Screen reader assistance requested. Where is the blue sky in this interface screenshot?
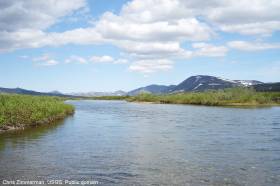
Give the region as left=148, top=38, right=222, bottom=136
left=0, top=0, right=280, bottom=93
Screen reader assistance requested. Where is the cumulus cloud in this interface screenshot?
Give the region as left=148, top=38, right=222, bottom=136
left=64, top=55, right=129, bottom=65
left=192, top=43, right=228, bottom=57
left=42, top=59, right=59, bottom=66
left=95, top=13, right=212, bottom=42
left=181, top=0, right=280, bottom=36
left=227, top=41, right=280, bottom=51
left=1, top=0, right=280, bottom=52
left=1, top=0, right=280, bottom=73
left=0, top=0, right=103, bottom=52
left=90, top=55, right=114, bottom=63
left=220, top=22, right=280, bottom=36
left=0, top=28, right=104, bottom=52
left=0, top=0, right=86, bottom=31
left=129, top=59, right=173, bottom=73
left=113, top=0, right=280, bottom=36
left=90, top=55, right=128, bottom=64
left=32, top=54, right=51, bottom=62
left=31, top=54, right=128, bottom=66
left=65, top=55, right=87, bottom=64
left=116, top=41, right=184, bottom=57
left=32, top=54, right=59, bottom=66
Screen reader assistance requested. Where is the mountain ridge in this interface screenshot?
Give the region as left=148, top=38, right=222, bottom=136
left=0, top=87, right=75, bottom=97
left=1, top=75, right=279, bottom=97
left=127, top=75, right=266, bottom=95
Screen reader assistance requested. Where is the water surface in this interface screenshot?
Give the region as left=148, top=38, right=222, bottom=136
left=0, top=100, right=280, bottom=185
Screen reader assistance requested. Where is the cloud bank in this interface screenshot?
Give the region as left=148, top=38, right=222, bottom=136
left=1, top=0, right=280, bottom=73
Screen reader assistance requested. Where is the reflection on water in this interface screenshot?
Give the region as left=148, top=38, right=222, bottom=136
left=0, top=117, right=72, bottom=151
left=0, top=100, right=280, bottom=186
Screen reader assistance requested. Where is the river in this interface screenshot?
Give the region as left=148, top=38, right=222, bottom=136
left=0, top=100, right=280, bottom=185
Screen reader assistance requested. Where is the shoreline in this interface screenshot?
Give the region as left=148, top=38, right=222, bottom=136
left=0, top=94, right=75, bottom=134
left=82, top=99, right=280, bottom=107
left=0, top=111, right=74, bottom=133
left=127, top=100, right=280, bottom=107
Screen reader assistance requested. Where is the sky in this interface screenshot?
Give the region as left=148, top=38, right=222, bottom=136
left=0, top=0, right=280, bottom=93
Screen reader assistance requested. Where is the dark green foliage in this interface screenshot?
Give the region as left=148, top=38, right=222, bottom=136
left=127, top=88, right=280, bottom=106
left=0, top=94, right=74, bottom=128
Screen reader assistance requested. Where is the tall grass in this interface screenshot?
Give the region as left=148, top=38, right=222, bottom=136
left=127, top=88, right=280, bottom=106
left=0, top=94, right=74, bottom=130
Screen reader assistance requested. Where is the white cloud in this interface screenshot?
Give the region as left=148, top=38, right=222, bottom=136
left=1, top=0, right=280, bottom=73
left=129, top=59, right=173, bottom=73
left=41, top=59, right=59, bottom=66
left=113, top=59, right=128, bottom=64
left=181, top=0, right=280, bottom=36
left=0, top=0, right=86, bottom=31
left=120, top=0, right=190, bottom=23
left=65, top=55, right=87, bottom=64
left=48, top=28, right=104, bottom=46
left=227, top=41, right=280, bottom=51
left=220, top=21, right=280, bottom=36
left=32, top=54, right=59, bottom=66
left=0, top=0, right=101, bottom=52
left=32, top=54, right=51, bottom=62
left=116, top=41, right=184, bottom=56
left=90, top=55, right=114, bottom=63
left=96, top=14, right=212, bottom=42
left=90, top=55, right=128, bottom=64
left=192, top=43, right=228, bottom=57
left=31, top=54, right=127, bottom=66
left=116, top=0, right=280, bottom=36
left=0, top=28, right=104, bottom=52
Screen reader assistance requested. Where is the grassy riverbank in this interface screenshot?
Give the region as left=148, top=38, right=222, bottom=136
left=127, top=88, right=280, bottom=106
left=0, top=94, right=74, bottom=131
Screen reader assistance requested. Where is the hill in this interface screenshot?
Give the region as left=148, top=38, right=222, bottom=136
left=128, top=75, right=266, bottom=95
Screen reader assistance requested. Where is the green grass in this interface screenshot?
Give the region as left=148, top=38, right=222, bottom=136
left=0, top=94, right=74, bottom=130
left=127, top=88, right=280, bottom=106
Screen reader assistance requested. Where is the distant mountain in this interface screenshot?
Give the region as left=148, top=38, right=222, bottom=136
left=171, top=75, right=238, bottom=92
left=233, top=80, right=263, bottom=86
left=71, top=90, right=127, bottom=97
left=0, top=87, right=73, bottom=97
left=253, top=83, right=280, bottom=92
left=128, top=84, right=176, bottom=96
left=128, top=75, right=267, bottom=95
left=1, top=76, right=278, bottom=98
left=48, top=90, right=63, bottom=95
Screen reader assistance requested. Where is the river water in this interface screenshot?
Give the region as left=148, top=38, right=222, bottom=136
left=0, top=100, right=280, bottom=185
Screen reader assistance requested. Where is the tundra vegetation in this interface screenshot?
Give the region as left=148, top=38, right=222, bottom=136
left=0, top=94, right=74, bottom=131
left=127, top=88, right=280, bottom=106
left=93, top=88, right=280, bottom=106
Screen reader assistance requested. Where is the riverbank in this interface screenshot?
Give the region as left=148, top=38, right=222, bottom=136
left=91, top=88, right=280, bottom=107
left=0, top=94, right=74, bottom=133
left=127, top=88, right=280, bottom=106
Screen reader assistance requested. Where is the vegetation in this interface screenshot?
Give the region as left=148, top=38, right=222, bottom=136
left=127, top=88, right=280, bottom=106
left=0, top=94, right=74, bottom=131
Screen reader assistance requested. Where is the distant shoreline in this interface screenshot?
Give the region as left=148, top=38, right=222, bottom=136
left=90, top=88, right=280, bottom=107
left=128, top=100, right=280, bottom=107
